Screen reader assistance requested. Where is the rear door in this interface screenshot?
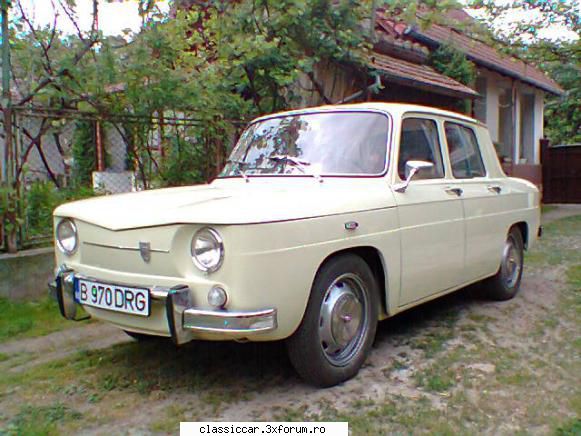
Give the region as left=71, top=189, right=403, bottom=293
left=393, top=117, right=465, bottom=307
left=442, top=121, right=506, bottom=281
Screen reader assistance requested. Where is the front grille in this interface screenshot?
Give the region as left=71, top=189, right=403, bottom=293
left=77, top=223, right=180, bottom=277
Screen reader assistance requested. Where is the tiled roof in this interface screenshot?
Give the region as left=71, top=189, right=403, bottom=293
left=370, top=53, right=480, bottom=99
left=376, top=9, right=564, bottom=96
left=412, top=24, right=563, bottom=95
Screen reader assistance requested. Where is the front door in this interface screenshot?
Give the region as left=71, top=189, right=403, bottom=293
left=393, top=117, right=465, bottom=306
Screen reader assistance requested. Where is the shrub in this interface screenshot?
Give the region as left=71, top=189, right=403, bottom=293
left=156, top=136, right=207, bottom=187
left=25, top=181, right=94, bottom=237
left=71, top=120, right=97, bottom=188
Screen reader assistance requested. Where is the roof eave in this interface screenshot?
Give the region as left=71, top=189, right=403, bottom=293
left=374, top=69, right=480, bottom=100
left=408, top=29, right=564, bottom=96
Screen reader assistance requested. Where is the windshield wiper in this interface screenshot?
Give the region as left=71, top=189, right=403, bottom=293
left=269, top=155, right=323, bottom=183
left=226, top=159, right=250, bottom=183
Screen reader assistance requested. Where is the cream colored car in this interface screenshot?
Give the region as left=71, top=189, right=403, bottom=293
left=50, top=103, right=540, bottom=387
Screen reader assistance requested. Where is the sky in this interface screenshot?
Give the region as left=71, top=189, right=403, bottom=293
left=14, top=0, right=169, bottom=37
left=466, top=4, right=579, bottom=42
left=13, top=0, right=580, bottom=42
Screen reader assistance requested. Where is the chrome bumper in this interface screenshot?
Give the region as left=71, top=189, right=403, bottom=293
left=49, top=266, right=277, bottom=345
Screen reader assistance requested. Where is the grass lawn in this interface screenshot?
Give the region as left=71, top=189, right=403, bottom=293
left=0, top=215, right=578, bottom=434
left=0, top=297, right=79, bottom=342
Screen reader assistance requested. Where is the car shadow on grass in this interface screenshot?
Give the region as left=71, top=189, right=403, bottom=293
left=84, top=284, right=490, bottom=400
left=86, top=335, right=297, bottom=401
left=374, top=283, right=491, bottom=350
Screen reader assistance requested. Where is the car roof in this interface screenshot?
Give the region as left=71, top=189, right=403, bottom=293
left=252, top=102, right=484, bottom=127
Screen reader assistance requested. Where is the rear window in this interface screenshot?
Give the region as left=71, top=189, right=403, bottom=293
left=444, top=123, right=486, bottom=178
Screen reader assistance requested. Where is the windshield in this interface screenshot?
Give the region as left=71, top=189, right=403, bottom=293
left=220, top=111, right=389, bottom=178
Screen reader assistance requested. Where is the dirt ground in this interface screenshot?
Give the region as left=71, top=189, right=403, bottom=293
left=0, top=212, right=579, bottom=435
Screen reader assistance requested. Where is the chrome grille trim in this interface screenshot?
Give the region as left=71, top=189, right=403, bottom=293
left=83, top=241, right=169, bottom=253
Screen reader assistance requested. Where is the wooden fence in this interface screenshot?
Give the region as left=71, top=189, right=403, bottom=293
left=541, top=140, right=581, bottom=204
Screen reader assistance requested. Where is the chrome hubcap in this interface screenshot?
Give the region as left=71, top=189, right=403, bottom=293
left=319, top=273, right=368, bottom=366
left=502, top=235, right=522, bottom=288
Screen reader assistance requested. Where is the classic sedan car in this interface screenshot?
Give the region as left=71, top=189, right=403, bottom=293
left=50, top=103, right=541, bottom=387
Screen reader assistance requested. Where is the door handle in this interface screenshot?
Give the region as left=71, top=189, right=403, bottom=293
left=487, top=185, right=502, bottom=194
left=445, top=187, right=463, bottom=197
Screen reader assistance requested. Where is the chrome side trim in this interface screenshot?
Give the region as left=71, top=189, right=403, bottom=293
left=183, top=308, right=277, bottom=333
left=83, top=241, right=169, bottom=253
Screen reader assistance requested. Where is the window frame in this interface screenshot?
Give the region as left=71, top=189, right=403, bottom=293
left=396, top=116, right=447, bottom=182
left=443, top=121, right=488, bottom=180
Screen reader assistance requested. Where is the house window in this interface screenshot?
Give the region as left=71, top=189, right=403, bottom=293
left=519, top=93, right=535, bottom=164
left=497, top=86, right=514, bottom=163
left=473, top=77, right=487, bottom=123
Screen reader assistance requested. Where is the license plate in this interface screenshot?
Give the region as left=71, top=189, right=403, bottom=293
left=75, top=278, right=150, bottom=317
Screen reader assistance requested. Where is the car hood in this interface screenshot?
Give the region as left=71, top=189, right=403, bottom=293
left=54, top=178, right=396, bottom=230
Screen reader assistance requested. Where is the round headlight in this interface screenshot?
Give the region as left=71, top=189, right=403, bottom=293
left=56, top=218, right=78, bottom=255
left=191, top=227, right=224, bottom=273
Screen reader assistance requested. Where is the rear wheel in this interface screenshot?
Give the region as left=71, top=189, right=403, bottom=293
left=484, top=227, right=524, bottom=301
left=286, top=254, right=379, bottom=387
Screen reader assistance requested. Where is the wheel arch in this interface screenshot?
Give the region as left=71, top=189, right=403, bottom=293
left=317, top=246, right=389, bottom=318
left=511, top=221, right=529, bottom=249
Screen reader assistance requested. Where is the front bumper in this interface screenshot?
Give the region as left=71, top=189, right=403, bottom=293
left=48, top=265, right=277, bottom=345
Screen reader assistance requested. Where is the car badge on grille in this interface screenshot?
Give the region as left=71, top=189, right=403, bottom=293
left=139, top=242, right=151, bottom=263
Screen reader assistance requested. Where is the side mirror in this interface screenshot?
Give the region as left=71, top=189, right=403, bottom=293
left=393, top=160, right=434, bottom=193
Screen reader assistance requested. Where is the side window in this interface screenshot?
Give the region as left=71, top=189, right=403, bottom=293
left=398, top=118, right=445, bottom=180
left=444, top=122, right=487, bottom=178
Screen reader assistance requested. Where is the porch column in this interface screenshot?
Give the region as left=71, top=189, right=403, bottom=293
left=512, top=82, right=521, bottom=163
left=485, top=76, right=499, bottom=143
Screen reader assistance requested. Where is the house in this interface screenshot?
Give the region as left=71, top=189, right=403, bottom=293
left=298, top=9, right=564, bottom=187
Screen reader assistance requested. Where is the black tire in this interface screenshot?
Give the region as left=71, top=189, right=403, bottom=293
left=286, top=254, right=379, bottom=387
left=484, top=226, right=524, bottom=301
left=123, top=330, right=162, bottom=342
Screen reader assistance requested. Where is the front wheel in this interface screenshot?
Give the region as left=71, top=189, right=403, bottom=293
left=286, top=254, right=379, bottom=387
left=483, top=227, right=524, bottom=301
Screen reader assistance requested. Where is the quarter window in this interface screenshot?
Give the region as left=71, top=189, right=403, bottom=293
left=444, top=123, right=486, bottom=178
left=398, top=118, right=444, bottom=180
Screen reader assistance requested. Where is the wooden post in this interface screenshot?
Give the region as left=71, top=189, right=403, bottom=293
left=540, top=138, right=550, bottom=199
left=96, top=120, right=105, bottom=171
left=1, top=0, right=17, bottom=253
left=158, top=112, right=165, bottom=159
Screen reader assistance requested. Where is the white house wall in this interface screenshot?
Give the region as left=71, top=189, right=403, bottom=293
left=477, top=67, right=545, bottom=165
left=480, top=69, right=500, bottom=143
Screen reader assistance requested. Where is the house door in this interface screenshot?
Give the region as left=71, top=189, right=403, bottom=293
left=393, top=117, right=465, bottom=307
